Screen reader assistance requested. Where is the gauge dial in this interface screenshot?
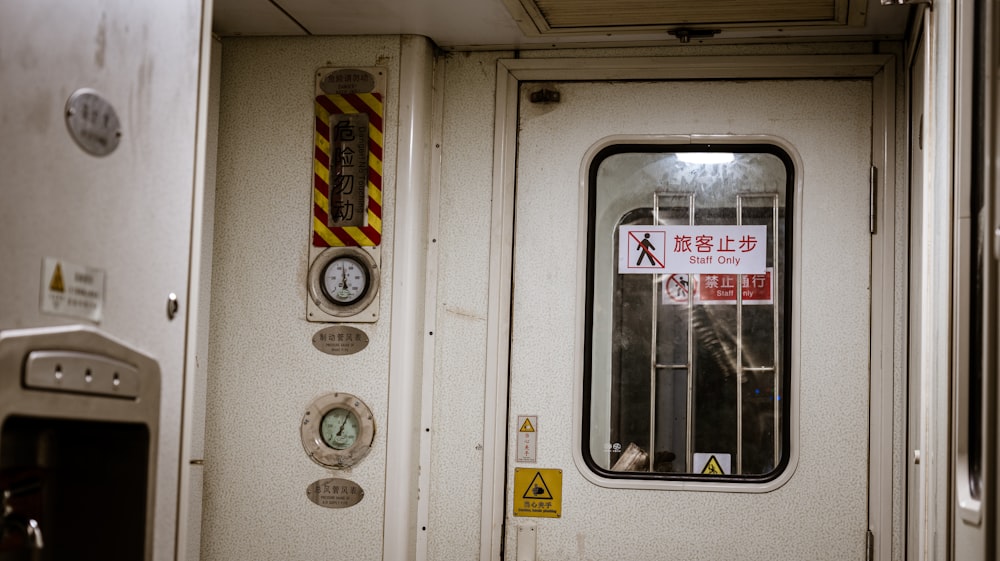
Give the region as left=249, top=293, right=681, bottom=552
left=321, top=256, right=369, bottom=305
left=301, top=392, right=376, bottom=469
left=308, top=247, right=380, bottom=321
left=320, top=407, right=360, bottom=450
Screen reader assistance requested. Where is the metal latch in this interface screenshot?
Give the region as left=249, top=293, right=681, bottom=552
left=529, top=89, right=560, bottom=104
left=668, top=28, right=720, bottom=43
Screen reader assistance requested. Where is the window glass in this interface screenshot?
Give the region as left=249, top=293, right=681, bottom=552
left=584, top=145, right=793, bottom=481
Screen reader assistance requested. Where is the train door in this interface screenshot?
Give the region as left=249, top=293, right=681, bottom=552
left=502, top=74, right=880, bottom=559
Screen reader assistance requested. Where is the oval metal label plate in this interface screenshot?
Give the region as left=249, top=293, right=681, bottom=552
left=65, top=89, right=121, bottom=156
left=307, top=478, right=364, bottom=509
left=320, top=68, right=376, bottom=95
left=312, top=325, right=369, bottom=356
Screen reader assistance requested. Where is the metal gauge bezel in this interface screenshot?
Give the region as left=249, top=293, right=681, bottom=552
left=301, top=392, right=375, bottom=469
left=308, top=247, right=380, bottom=318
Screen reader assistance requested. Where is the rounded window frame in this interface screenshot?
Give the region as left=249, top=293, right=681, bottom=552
left=572, top=135, right=802, bottom=493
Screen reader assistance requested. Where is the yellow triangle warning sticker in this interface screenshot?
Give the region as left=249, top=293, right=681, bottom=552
left=519, top=418, right=535, bottom=433
left=522, top=471, right=553, bottom=500
left=702, top=455, right=725, bottom=475
left=49, top=263, right=65, bottom=292
left=513, top=468, right=562, bottom=517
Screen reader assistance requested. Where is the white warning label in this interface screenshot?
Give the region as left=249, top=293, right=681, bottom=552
left=516, top=415, right=538, bottom=463
left=618, top=225, right=767, bottom=275
left=40, top=257, right=105, bottom=323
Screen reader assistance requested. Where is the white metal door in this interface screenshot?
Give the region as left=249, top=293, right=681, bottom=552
left=505, top=78, right=873, bottom=559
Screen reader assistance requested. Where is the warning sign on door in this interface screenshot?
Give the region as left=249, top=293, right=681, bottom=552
left=516, top=415, right=537, bottom=463
left=619, top=228, right=667, bottom=272
left=618, top=225, right=767, bottom=275
left=662, top=269, right=773, bottom=305
left=513, top=468, right=562, bottom=518
left=663, top=273, right=690, bottom=303
left=693, top=452, right=731, bottom=475
left=40, top=257, right=105, bottom=323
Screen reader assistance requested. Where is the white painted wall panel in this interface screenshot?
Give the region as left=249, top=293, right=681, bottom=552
left=204, top=36, right=399, bottom=561
left=425, top=50, right=513, bottom=561
left=0, top=2, right=205, bottom=559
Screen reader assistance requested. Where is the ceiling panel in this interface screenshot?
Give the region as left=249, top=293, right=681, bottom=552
left=213, top=0, right=308, bottom=35
left=526, top=0, right=846, bottom=29
left=212, top=0, right=909, bottom=49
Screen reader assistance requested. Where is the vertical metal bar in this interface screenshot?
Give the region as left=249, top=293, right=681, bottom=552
left=772, top=194, right=780, bottom=466
left=736, top=195, right=744, bottom=475
left=649, top=198, right=659, bottom=472
left=685, top=194, right=695, bottom=473
left=655, top=192, right=695, bottom=473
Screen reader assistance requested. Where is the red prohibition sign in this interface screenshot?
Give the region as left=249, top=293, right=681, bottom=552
left=665, top=274, right=689, bottom=303
left=628, top=230, right=665, bottom=268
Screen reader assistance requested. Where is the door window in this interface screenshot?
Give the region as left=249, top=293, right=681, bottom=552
left=584, top=143, right=793, bottom=482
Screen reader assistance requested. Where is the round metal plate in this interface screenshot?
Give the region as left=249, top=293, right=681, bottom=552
left=65, top=89, right=121, bottom=157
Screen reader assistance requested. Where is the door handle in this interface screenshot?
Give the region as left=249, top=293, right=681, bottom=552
left=2, top=513, right=44, bottom=550
left=2, top=479, right=45, bottom=550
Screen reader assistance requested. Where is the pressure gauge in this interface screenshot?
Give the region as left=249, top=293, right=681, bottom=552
left=301, top=392, right=375, bottom=469
left=320, top=255, right=369, bottom=305
left=320, top=407, right=360, bottom=450
left=308, top=247, right=380, bottom=320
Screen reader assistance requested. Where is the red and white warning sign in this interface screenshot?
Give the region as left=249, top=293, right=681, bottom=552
left=663, top=269, right=774, bottom=305
left=619, top=225, right=767, bottom=275
left=697, top=270, right=772, bottom=304
left=619, top=228, right=668, bottom=272
left=663, top=274, right=690, bottom=303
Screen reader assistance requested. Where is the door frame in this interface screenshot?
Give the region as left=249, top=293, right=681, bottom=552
left=481, top=54, right=899, bottom=561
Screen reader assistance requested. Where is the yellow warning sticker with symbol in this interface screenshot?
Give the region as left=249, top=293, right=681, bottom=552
left=40, top=257, right=105, bottom=323
left=49, top=263, right=65, bottom=292
left=519, top=417, right=535, bottom=432
left=702, top=456, right=724, bottom=475
left=513, top=468, right=561, bottom=518
left=693, top=452, right=731, bottom=475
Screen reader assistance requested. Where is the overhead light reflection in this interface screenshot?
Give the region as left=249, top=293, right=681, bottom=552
left=677, top=152, right=735, bottom=164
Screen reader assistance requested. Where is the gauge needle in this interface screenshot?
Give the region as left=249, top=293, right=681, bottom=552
left=340, top=265, right=348, bottom=289
left=336, top=415, right=348, bottom=436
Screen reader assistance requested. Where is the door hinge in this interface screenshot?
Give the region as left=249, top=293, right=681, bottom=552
left=869, top=165, right=878, bottom=235
left=866, top=529, right=875, bottom=561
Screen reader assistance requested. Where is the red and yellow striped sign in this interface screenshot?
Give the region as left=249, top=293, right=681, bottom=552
left=313, top=93, right=383, bottom=246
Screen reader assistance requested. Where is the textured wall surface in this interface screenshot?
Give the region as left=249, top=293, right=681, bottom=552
left=425, top=50, right=513, bottom=561
left=204, top=36, right=399, bottom=561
